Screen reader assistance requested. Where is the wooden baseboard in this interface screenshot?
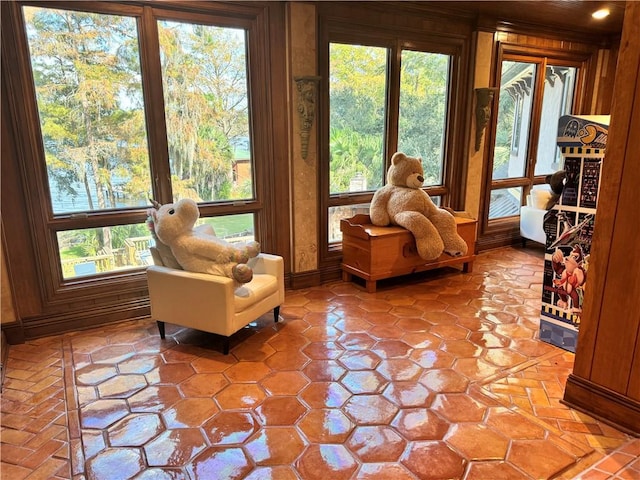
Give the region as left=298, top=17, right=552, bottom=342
left=1, top=330, right=8, bottom=391
left=290, top=270, right=322, bottom=289
left=14, top=301, right=150, bottom=341
left=563, top=373, right=640, bottom=435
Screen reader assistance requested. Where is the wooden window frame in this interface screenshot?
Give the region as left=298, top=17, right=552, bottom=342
left=317, top=17, right=470, bottom=264
left=1, top=1, right=281, bottom=308
left=479, top=42, right=592, bottom=246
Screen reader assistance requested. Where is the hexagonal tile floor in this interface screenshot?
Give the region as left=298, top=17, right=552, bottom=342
left=1, top=246, right=638, bottom=479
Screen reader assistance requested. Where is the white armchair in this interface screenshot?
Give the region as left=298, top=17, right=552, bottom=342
left=520, top=186, right=554, bottom=246
left=146, top=251, right=285, bottom=354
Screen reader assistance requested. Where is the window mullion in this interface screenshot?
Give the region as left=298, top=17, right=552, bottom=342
left=525, top=57, right=548, bottom=186
left=385, top=42, right=401, bottom=166
left=139, top=6, right=172, bottom=204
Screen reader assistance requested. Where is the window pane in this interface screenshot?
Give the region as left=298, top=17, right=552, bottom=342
left=329, top=43, right=386, bottom=195
left=398, top=50, right=450, bottom=186
left=24, top=7, right=152, bottom=215
left=58, top=223, right=152, bottom=279
left=328, top=204, right=371, bottom=243
left=493, top=61, right=536, bottom=180
left=158, top=21, right=252, bottom=202
left=489, top=187, right=522, bottom=219
left=197, top=214, right=255, bottom=243
left=534, top=65, right=576, bottom=176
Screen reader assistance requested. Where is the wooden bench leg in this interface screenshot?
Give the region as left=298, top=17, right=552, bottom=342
left=463, top=261, right=474, bottom=273
left=342, top=271, right=352, bottom=282
left=366, top=280, right=377, bottom=293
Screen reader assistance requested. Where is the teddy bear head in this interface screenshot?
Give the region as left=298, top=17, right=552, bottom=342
left=153, top=198, right=200, bottom=246
left=386, top=152, right=425, bottom=189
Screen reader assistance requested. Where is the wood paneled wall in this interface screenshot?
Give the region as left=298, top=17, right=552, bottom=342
left=563, top=2, right=640, bottom=434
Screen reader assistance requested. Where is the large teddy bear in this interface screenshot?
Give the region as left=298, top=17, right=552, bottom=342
left=147, top=198, right=260, bottom=285
left=370, top=152, right=468, bottom=261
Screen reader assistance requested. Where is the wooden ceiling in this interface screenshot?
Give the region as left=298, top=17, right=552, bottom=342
left=431, top=1, right=626, bottom=37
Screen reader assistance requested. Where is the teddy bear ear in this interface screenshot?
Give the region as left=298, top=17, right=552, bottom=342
left=391, top=152, right=406, bottom=165
left=149, top=199, right=162, bottom=210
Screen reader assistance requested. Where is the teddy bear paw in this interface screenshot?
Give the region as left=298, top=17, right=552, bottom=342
left=444, top=249, right=463, bottom=257
left=246, top=241, right=260, bottom=258
left=232, top=264, right=254, bottom=284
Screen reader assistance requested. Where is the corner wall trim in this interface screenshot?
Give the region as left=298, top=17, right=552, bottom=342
left=563, top=373, right=640, bottom=435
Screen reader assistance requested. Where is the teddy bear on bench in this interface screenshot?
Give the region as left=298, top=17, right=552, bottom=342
left=370, top=152, right=468, bottom=261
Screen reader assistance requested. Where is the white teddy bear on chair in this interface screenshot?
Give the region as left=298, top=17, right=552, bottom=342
left=148, top=198, right=260, bottom=285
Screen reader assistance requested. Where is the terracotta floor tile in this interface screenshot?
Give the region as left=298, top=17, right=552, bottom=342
left=508, top=439, right=577, bottom=479
left=337, top=350, right=381, bottom=370
left=465, top=461, right=531, bottom=479
left=298, top=408, right=353, bottom=443
left=343, top=394, right=398, bottom=425
left=336, top=333, right=377, bottom=350
left=410, top=348, right=456, bottom=368
left=203, top=411, right=256, bottom=445
left=145, top=363, right=195, bottom=385
left=401, top=440, right=466, bottom=480
left=265, top=349, right=310, bottom=371
left=245, top=426, right=306, bottom=465
left=299, top=381, right=351, bottom=409
left=3, top=246, right=637, bottom=480
left=382, top=381, right=433, bottom=408
left=107, top=413, right=163, bottom=447
left=144, top=428, right=207, bottom=467
left=302, top=341, right=344, bottom=360
left=215, top=383, right=266, bottom=410
left=223, top=361, right=272, bottom=382
left=356, top=463, right=415, bottom=479
left=86, top=447, right=145, bottom=480
left=445, top=423, right=509, bottom=460
left=260, top=371, right=310, bottom=395
left=485, top=406, right=546, bottom=439
left=392, top=408, right=450, bottom=440
left=347, top=425, right=406, bottom=462
left=96, top=374, right=147, bottom=398
left=419, top=368, right=469, bottom=393
left=161, top=398, right=219, bottom=428
left=243, top=465, right=299, bottom=480
left=254, top=397, right=307, bottom=425
left=430, top=393, right=487, bottom=423
left=186, top=447, right=252, bottom=479
left=302, top=360, right=346, bottom=382
left=295, top=444, right=357, bottom=480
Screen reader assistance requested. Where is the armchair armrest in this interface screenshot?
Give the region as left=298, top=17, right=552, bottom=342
left=249, top=253, right=285, bottom=303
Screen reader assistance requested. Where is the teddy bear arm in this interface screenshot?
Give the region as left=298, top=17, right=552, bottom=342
left=182, top=236, right=236, bottom=263
left=370, top=189, right=392, bottom=225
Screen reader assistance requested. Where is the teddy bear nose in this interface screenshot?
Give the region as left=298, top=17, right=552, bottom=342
left=417, top=175, right=424, bottom=183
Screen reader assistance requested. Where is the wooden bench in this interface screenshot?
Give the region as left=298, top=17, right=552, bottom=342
left=340, top=214, right=477, bottom=293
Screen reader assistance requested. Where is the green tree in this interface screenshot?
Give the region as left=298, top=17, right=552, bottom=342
left=329, top=43, right=386, bottom=192
left=159, top=21, right=249, bottom=202
left=26, top=7, right=150, bottom=252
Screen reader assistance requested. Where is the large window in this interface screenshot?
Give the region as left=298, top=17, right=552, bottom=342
left=14, top=2, right=271, bottom=282
left=321, top=26, right=462, bottom=248
left=487, top=52, right=579, bottom=222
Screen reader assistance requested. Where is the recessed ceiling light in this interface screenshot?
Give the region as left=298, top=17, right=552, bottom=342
left=592, top=8, right=610, bottom=20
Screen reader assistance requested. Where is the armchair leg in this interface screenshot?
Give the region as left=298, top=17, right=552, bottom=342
left=157, top=321, right=166, bottom=339
left=223, top=337, right=230, bottom=355
left=274, top=306, right=280, bottom=323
